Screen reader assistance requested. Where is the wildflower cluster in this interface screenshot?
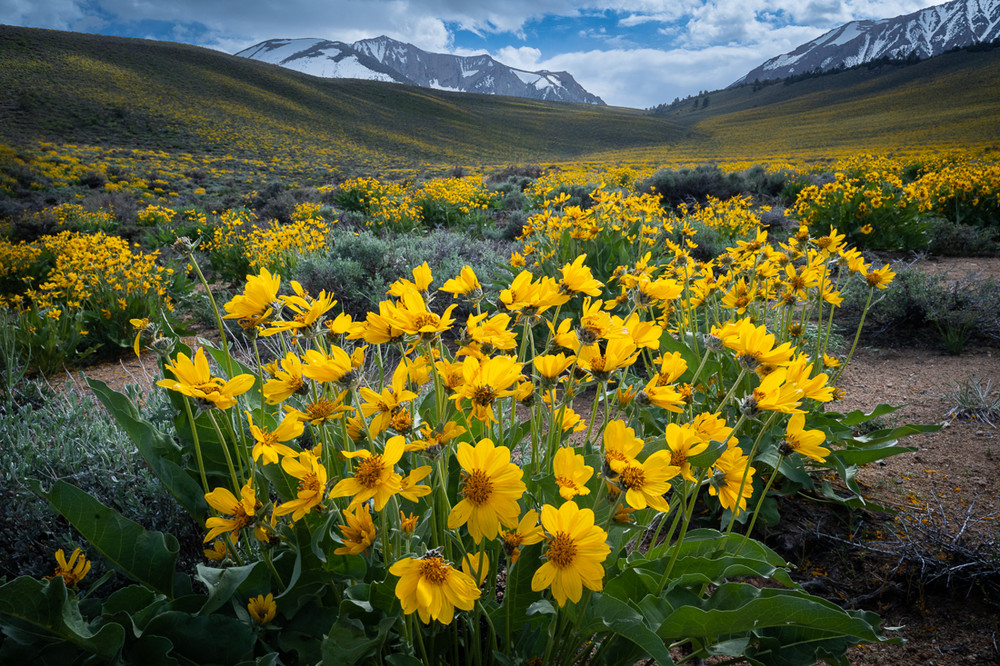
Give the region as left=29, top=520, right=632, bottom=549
left=793, top=165, right=928, bottom=250
left=41, top=209, right=910, bottom=664
left=335, top=175, right=498, bottom=230
left=678, top=194, right=766, bottom=239
left=904, top=157, right=1000, bottom=228
left=0, top=230, right=183, bottom=371
left=335, top=176, right=420, bottom=229
left=3, top=156, right=925, bottom=665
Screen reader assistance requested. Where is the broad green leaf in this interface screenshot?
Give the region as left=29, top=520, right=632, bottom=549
left=657, top=583, right=885, bottom=643
left=102, top=584, right=169, bottom=634
left=143, top=611, right=255, bottom=664
left=663, top=552, right=796, bottom=591
left=36, top=480, right=178, bottom=597
left=832, top=445, right=916, bottom=467
left=321, top=611, right=395, bottom=665
left=657, top=330, right=701, bottom=374
left=87, top=377, right=208, bottom=520
left=687, top=438, right=728, bottom=468
left=195, top=562, right=261, bottom=615
left=838, top=404, right=900, bottom=426
left=580, top=593, right=675, bottom=665
left=123, top=634, right=179, bottom=666
left=847, top=422, right=940, bottom=447
left=0, top=577, right=125, bottom=659
left=276, top=600, right=339, bottom=664
left=603, top=566, right=661, bottom=600
left=769, top=454, right=815, bottom=488
left=236, top=654, right=281, bottom=666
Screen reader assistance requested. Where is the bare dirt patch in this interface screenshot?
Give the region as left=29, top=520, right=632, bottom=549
left=834, top=345, right=1000, bottom=665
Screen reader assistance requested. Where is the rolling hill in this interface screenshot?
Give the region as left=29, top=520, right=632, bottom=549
left=0, top=24, right=998, bottom=179
left=0, top=25, right=675, bottom=174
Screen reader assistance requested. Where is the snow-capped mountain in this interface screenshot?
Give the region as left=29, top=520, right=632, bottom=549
left=734, top=0, right=1000, bottom=85
left=236, top=36, right=605, bottom=105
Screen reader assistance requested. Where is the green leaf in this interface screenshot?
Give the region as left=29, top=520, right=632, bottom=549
left=831, top=445, right=916, bottom=467
left=657, top=330, right=700, bottom=375
left=0, top=576, right=125, bottom=659
left=87, top=377, right=208, bottom=520
left=123, top=634, right=180, bottom=666
left=261, top=459, right=300, bottom=502
left=580, top=593, right=675, bottom=665
left=656, top=583, right=885, bottom=644
left=276, top=600, right=339, bottom=664
left=848, top=422, right=940, bottom=447
left=143, top=611, right=255, bottom=664
left=195, top=563, right=261, bottom=615
left=687, top=438, right=728, bottom=468
left=838, top=404, right=900, bottom=426
left=525, top=600, right=556, bottom=616
left=321, top=610, right=395, bottom=665
left=237, top=654, right=281, bottom=666
left=36, top=480, right=179, bottom=597
left=663, top=551, right=795, bottom=591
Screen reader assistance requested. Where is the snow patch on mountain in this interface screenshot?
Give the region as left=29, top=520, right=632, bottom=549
left=735, top=0, right=1000, bottom=85
left=235, top=35, right=604, bottom=105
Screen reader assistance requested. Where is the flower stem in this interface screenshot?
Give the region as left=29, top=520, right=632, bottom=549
left=735, top=453, right=784, bottom=555
left=189, top=254, right=234, bottom=379
left=832, top=287, right=874, bottom=385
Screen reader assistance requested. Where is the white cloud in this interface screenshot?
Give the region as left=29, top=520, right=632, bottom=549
left=525, top=21, right=827, bottom=108
left=493, top=45, right=544, bottom=70
left=0, top=0, right=87, bottom=30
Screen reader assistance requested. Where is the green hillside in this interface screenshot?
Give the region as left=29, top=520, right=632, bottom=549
left=639, top=46, right=1000, bottom=160
left=1, top=23, right=998, bottom=178
left=0, top=25, right=683, bottom=172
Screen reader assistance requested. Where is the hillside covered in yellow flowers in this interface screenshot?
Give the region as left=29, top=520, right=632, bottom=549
left=1, top=24, right=999, bottom=178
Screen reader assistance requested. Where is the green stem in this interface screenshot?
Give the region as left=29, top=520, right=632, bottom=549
left=735, top=453, right=785, bottom=555
left=207, top=410, right=242, bottom=494
left=655, top=466, right=708, bottom=593
left=723, top=411, right=777, bottom=538
left=582, top=381, right=605, bottom=456
left=832, top=287, right=874, bottom=385
left=647, top=486, right=682, bottom=555
left=717, top=368, right=748, bottom=412
left=813, top=262, right=828, bottom=361
left=252, top=337, right=265, bottom=417
left=183, top=397, right=210, bottom=494
left=411, top=615, right=431, bottom=665
left=189, top=253, right=234, bottom=379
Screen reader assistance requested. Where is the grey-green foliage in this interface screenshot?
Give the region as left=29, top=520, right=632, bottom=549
left=836, top=263, right=1000, bottom=348
left=0, top=379, right=200, bottom=581
left=926, top=218, right=1000, bottom=257
left=944, top=375, right=1000, bottom=426
left=292, top=226, right=516, bottom=318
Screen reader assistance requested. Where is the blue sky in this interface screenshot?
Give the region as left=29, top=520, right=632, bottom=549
left=0, top=0, right=941, bottom=108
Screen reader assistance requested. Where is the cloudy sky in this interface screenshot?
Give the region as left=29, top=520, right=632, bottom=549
left=1, top=0, right=942, bottom=108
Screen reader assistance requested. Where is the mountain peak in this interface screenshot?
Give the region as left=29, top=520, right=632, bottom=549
left=734, top=0, right=1000, bottom=85
left=236, top=36, right=605, bottom=105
